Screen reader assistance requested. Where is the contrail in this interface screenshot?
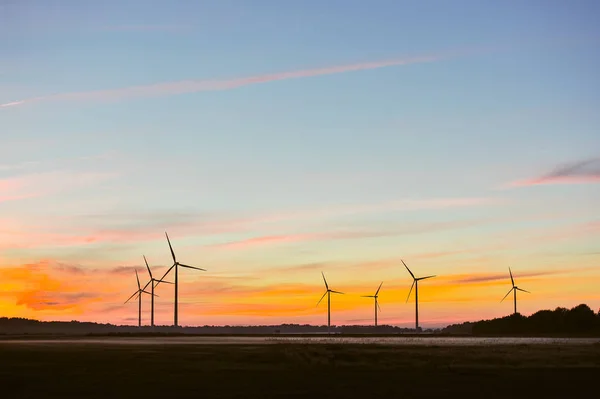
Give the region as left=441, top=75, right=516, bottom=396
left=0, top=53, right=449, bottom=108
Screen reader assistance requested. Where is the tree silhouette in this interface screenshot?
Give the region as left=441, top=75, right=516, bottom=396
left=443, top=304, right=600, bottom=336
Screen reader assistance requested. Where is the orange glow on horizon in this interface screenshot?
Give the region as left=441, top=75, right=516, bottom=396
left=1, top=257, right=598, bottom=327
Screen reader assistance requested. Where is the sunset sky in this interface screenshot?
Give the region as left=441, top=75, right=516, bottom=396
left=1, top=1, right=599, bottom=328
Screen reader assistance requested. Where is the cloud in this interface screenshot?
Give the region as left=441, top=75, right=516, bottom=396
left=1, top=53, right=449, bottom=108
left=100, top=24, right=191, bottom=33
left=259, top=251, right=465, bottom=276
left=234, top=197, right=497, bottom=227
left=16, top=292, right=101, bottom=311
left=201, top=303, right=314, bottom=317
left=0, top=261, right=107, bottom=312
left=506, top=158, right=600, bottom=188
left=0, top=170, right=116, bottom=204
left=0, top=100, right=25, bottom=108
left=212, top=218, right=492, bottom=252
left=450, top=267, right=591, bottom=284
left=2, top=255, right=599, bottom=325
left=0, top=161, right=40, bottom=172
left=0, top=196, right=497, bottom=254
left=209, top=230, right=398, bottom=250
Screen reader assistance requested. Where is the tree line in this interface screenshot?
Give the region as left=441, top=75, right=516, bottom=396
left=442, top=304, right=600, bottom=336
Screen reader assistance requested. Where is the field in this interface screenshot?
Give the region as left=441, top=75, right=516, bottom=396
left=1, top=337, right=599, bottom=398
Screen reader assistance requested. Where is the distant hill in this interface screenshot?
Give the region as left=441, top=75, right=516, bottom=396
left=442, top=304, right=600, bottom=336
left=0, top=318, right=423, bottom=336
left=3, top=304, right=599, bottom=336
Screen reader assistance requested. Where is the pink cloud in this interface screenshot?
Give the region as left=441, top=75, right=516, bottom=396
left=1, top=53, right=448, bottom=108
left=0, top=100, right=25, bottom=108
left=510, top=175, right=600, bottom=187
left=0, top=171, right=116, bottom=203
left=232, top=197, right=497, bottom=228
left=101, top=24, right=191, bottom=32
left=0, top=196, right=496, bottom=253
left=208, top=219, right=490, bottom=251
left=451, top=266, right=598, bottom=284
left=506, top=158, right=600, bottom=188
left=209, top=230, right=394, bottom=250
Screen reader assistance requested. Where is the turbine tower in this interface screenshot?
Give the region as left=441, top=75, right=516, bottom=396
left=501, top=267, right=530, bottom=315
left=141, top=255, right=173, bottom=327
left=402, top=260, right=436, bottom=332
left=316, top=272, right=344, bottom=334
left=158, top=232, right=206, bottom=327
left=124, top=269, right=156, bottom=327
left=361, top=282, right=383, bottom=327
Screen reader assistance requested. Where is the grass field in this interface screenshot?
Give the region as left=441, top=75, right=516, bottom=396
left=1, top=341, right=599, bottom=398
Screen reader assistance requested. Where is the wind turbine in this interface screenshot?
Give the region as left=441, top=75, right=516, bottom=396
left=501, top=267, right=530, bottom=315
left=157, top=232, right=206, bottom=327
left=124, top=269, right=156, bottom=327
left=141, top=255, right=174, bottom=327
left=361, top=282, right=383, bottom=327
left=316, top=272, right=344, bottom=333
left=403, top=260, right=436, bottom=331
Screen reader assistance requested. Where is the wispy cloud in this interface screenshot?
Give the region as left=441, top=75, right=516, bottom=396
left=1, top=196, right=497, bottom=253
left=506, top=158, right=600, bottom=188
left=259, top=250, right=468, bottom=276
left=209, top=219, right=489, bottom=251
left=0, top=161, right=40, bottom=172
left=0, top=261, right=107, bottom=312
left=209, top=230, right=398, bottom=250
left=453, top=270, right=558, bottom=284
left=1, top=52, right=450, bottom=108
left=233, top=197, right=498, bottom=227
left=2, top=257, right=598, bottom=324
left=100, top=24, right=192, bottom=33
left=450, top=266, right=595, bottom=284
left=0, top=170, right=116, bottom=204
left=0, top=100, right=25, bottom=108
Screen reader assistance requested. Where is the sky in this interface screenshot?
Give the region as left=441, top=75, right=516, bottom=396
left=1, top=0, right=599, bottom=328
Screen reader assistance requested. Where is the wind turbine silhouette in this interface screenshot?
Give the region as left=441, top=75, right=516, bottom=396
left=316, top=272, right=344, bottom=334
left=501, top=267, right=530, bottom=315
left=141, top=255, right=173, bottom=327
left=403, top=260, right=436, bottom=332
left=157, top=232, right=206, bottom=327
left=124, top=269, right=156, bottom=327
left=361, top=282, right=383, bottom=327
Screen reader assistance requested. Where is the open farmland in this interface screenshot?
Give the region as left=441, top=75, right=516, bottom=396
left=1, top=338, right=599, bottom=398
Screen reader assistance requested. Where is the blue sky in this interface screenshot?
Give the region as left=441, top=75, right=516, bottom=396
left=1, top=1, right=599, bottom=326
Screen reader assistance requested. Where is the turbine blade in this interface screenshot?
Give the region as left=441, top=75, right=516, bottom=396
left=178, top=263, right=206, bottom=271
left=516, top=287, right=530, bottom=294
left=144, top=255, right=152, bottom=279
left=135, top=269, right=140, bottom=289
left=331, top=290, right=344, bottom=295
left=501, top=287, right=513, bottom=302
left=142, top=279, right=152, bottom=292
left=406, top=280, right=415, bottom=303
left=509, top=267, right=514, bottom=287
left=166, top=231, right=177, bottom=263
left=156, top=279, right=174, bottom=286
left=316, top=291, right=327, bottom=307
left=158, top=264, right=175, bottom=282
left=418, top=275, right=436, bottom=281
left=141, top=290, right=157, bottom=297
left=321, top=271, right=329, bottom=290
left=377, top=301, right=382, bottom=313
left=401, top=259, right=415, bottom=279
left=361, top=295, right=375, bottom=298
left=375, top=281, right=383, bottom=296
left=124, top=291, right=138, bottom=304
